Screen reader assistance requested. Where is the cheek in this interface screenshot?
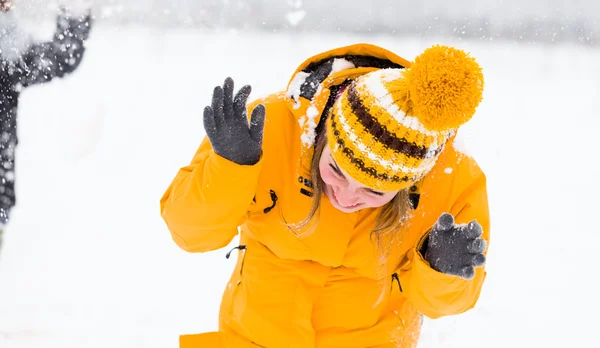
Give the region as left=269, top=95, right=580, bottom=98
left=319, top=165, right=339, bottom=186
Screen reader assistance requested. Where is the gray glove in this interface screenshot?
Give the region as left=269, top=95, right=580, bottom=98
left=203, top=77, right=266, bottom=165
left=423, top=213, right=487, bottom=280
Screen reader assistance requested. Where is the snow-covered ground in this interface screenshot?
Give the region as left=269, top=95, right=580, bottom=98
left=0, top=24, right=598, bottom=347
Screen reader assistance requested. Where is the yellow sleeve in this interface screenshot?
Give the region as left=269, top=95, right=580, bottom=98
left=160, top=136, right=262, bottom=253
left=400, top=166, right=490, bottom=319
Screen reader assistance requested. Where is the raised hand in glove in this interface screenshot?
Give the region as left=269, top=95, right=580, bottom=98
left=423, top=213, right=487, bottom=280
left=56, top=6, right=93, bottom=42
left=203, top=77, right=266, bottom=166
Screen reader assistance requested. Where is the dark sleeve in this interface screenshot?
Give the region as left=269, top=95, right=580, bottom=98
left=18, top=8, right=92, bottom=88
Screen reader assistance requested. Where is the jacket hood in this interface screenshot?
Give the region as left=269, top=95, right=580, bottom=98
left=283, top=43, right=412, bottom=193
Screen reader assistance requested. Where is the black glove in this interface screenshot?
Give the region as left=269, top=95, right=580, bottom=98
left=203, top=77, right=266, bottom=165
left=423, top=213, right=487, bottom=280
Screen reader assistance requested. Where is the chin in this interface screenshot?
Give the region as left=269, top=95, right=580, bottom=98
left=333, top=204, right=364, bottom=213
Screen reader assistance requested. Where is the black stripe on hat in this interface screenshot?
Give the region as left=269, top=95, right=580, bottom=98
left=346, top=84, right=429, bottom=160
left=329, top=114, right=412, bottom=184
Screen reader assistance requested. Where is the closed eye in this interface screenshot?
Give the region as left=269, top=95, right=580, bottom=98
left=366, top=189, right=384, bottom=196
left=329, top=161, right=383, bottom=196
left=329, top=163, right=344, bottom=178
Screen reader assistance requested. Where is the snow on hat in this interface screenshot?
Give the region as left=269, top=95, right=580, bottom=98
left=326, top=44, right=484, bottom=191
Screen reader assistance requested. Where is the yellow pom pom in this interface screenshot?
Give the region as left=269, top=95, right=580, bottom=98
left=404, top=45, right=484, bottom=131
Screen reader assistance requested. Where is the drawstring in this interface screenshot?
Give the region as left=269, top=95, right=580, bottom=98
left=263, top=190, right=278, bottom=214
left=225, top=245, right=246, bottom=259
left=392, top=273, right=403, bottom=292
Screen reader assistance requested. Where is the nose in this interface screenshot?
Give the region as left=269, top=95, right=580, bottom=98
left=333, top=186, right=360, bottom=207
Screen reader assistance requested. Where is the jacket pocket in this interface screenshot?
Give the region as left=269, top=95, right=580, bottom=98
left=388, top=272, right=422, bottom=348
left=226, top=245, right=248, bottom=286
left=220, top=244, right=248, bottom=330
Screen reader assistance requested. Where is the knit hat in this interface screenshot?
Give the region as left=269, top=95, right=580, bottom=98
left=326, top=44, right=484, bottom=191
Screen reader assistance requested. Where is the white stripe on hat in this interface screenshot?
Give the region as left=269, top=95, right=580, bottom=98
left=357, top=69, right=440, bottom=138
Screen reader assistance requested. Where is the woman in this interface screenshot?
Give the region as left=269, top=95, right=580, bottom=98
left=160, top=43, right=490, bottom=347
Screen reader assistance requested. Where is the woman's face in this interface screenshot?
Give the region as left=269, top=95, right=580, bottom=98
left=318, top=144, right=399, bottom=213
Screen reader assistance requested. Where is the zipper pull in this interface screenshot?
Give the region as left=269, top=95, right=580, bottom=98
left=225, top=245, right=247, bottom=259
left=392, top=273, right=403, bottom=292
left=263, top=190, right=278, bottom=214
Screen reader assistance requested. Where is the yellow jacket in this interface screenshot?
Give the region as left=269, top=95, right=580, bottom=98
left=160, top=43, right=490, bottom=348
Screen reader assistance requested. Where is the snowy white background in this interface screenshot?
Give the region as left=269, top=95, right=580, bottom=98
left=11, top=0, right=600, bottom=45
left=0, top=1, right=599, bottom=347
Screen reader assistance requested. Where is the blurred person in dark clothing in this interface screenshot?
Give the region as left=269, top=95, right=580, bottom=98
left=0, top=0, right=12, bottom=13
left=0, top=1, right=92, bottom=250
